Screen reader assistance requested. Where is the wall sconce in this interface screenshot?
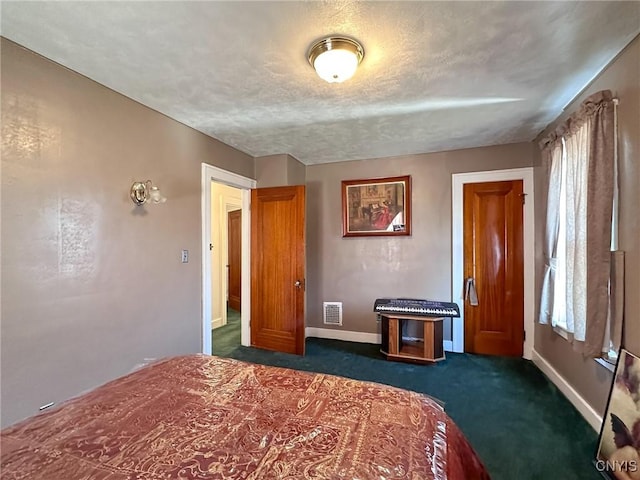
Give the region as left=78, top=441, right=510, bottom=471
left=130, top=180, right=167, bottom=205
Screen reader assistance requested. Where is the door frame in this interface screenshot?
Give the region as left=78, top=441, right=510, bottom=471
left=201, top=164, right=256, bottom=355
left=451, top=167, right=534, bottom=359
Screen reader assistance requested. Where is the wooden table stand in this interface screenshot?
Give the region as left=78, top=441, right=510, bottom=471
left=380, top=314, right=445, bottom=364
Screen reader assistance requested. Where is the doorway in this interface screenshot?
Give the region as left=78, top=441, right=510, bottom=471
left=451, top=167, right=534, bottom=359
left=210, top=183, right=242, bottom=354
left=202, top=165, right=307, bottom=357
left=201, top=164, right=256, bottom=355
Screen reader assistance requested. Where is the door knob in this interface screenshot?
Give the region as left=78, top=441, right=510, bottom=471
left=294, top=280, right=303, bottom=289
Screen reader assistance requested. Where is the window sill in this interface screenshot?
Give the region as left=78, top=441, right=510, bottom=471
left=595, top=357, right=616, bottom=373
left=553, top=326, right=570, bottom=341
left=550, top=326, right=616, bottom=373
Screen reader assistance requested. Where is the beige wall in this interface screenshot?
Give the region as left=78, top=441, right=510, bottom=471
left=0, top=39, right=254, bottom=427
left=533, top=35, right=640, bottom=415
left=287, top=154, right=306, bottom=185
left=305, top=143, right=534, bottom=336
left=255, top=153, right=305, bottom=187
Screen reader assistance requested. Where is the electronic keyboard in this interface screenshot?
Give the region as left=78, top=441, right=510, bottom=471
left=374, top=298, right=460, bottom=317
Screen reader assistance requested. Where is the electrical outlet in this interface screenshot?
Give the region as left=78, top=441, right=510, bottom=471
left=181, top=250, right=189, bottom=263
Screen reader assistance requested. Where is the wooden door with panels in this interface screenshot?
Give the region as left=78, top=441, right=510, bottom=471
left=251, top=185, right=305, bottom=355
left=227, top=209, right=242, bottom=312
left=463, top=180, right=524, bottom=356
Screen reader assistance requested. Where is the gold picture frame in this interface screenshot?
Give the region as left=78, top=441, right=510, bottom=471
left=342, top=175, right=411, bottom=237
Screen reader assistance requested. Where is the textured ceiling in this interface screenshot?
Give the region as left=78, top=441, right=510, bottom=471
left=1, top=1, right=639, bottom=165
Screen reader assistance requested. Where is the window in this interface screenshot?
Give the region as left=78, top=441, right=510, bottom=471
left=548, top=129, right=590, bottom=339
left=539, top=90, right=618, bottom=357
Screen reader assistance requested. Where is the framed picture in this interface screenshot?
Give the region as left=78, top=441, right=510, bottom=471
left=595, top=348, right=640, bottom=479
left=341, top=175, right=411, bottom=237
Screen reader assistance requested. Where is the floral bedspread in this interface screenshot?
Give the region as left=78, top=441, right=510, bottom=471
left=1, top=354, right=490, bottom=479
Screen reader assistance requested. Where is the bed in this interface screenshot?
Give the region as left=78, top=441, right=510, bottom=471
left=1, top=354, right=490, bottom=479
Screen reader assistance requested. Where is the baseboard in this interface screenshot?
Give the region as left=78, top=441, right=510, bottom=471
left=306, top=327, right=454, bottom=351
left=212, top=317, right=224, bottom=329
left=305, top=327, right=381, bottom=344
left=532, top=349, right=603, bottom=432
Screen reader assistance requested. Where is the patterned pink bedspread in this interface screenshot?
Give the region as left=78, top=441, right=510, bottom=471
left=1, top=355, right=490, bottom=479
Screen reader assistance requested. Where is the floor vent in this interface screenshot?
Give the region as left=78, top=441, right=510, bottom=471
left=323, top=302, right=343, bottom=326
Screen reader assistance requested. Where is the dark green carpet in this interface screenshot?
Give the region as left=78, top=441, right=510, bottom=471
left=211, top=308, right=242, bottom=351
left=213, top=313, right=600, bottom=480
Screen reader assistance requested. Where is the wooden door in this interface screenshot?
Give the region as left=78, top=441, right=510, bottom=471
left=251, top=185, right=305, bottom=355
left=463, top=180, right=524, bottom=356
left=227, top=209, right=242, bottom=312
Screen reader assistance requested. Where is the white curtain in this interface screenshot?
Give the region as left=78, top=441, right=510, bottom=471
left=560, top=122, right=589, bottom=341
left=539, top=142, right=562, bottom=325
left=538, top=90, right=616, bottom=356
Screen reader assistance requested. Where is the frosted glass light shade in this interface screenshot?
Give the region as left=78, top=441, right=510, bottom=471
left=313, top=49, right=359, bottom=83
left=148, top=186, right=167, bottom=204
left=308, top=37, right=364, bottom=84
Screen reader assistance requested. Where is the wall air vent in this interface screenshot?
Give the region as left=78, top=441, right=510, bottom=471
left=323, top=302, right=343, bottom=326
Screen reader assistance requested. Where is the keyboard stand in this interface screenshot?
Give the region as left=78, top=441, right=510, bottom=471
left=380, top=314, right=445, bottom=364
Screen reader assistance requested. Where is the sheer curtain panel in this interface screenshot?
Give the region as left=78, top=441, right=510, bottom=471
left=538, top=90, right=616, bottom=356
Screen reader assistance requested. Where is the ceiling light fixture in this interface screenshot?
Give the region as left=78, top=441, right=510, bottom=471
left=307, top=36, right=364, bottom=84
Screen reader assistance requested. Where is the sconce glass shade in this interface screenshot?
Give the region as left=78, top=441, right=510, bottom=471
left=308, top=36, right=364, bottom=83
left=148, top=185, right=167, bottom=204
left=130, top=180, right=166, bottom=205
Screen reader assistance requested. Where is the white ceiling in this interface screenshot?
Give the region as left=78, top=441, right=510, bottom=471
left=1, top=1, right=638, bottom=165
